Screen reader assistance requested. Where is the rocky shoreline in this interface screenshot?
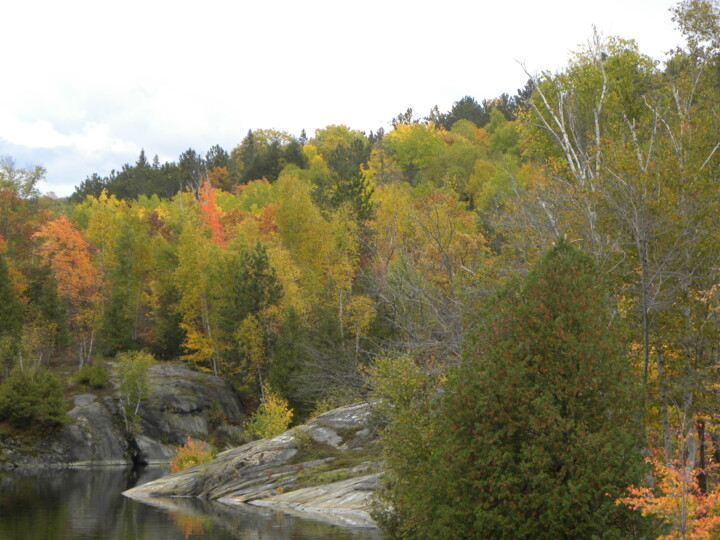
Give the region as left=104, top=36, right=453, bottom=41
left=123, top=401, right=383, bottom=528
left=0, top=362, right=246, bottom=469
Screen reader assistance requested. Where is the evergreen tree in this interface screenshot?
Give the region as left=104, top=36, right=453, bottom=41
left=221, top=241, right=282, bottom=329
left=0, top=255, right=23, bottom=370
left=151, top=285, right=185, bottom=360
left=267, top=308, right=311, bottom=418
left=25, top=266, right=69, bottom=349
left=382, top=240, right=650, bottom=538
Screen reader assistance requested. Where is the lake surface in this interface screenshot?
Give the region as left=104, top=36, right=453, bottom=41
left=0, top=467, right=381, bottom=540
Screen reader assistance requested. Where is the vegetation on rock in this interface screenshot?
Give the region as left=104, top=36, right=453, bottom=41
left=169, top=436, right=215, bottom=473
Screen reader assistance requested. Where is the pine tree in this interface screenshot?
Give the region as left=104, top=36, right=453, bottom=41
left=385, top=240, right=650, bottom=538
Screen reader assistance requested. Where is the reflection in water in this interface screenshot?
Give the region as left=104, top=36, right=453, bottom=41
left=0, top=467, right=380, bottom=540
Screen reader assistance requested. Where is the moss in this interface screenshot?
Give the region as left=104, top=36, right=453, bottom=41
left=290, top=438, right=382, bottom=488
left=294, top=455, right=381, bottom=488
left=288, top=439, right=342, bottom=464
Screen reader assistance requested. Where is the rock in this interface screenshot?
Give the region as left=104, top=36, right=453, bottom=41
left=0, top=362, right=245, bottom=469
left=135, top=363, right=244, bottom=447
left=248, top=472, right=382, bottom=528
left=124, top=401, right=382, bottom=528
left=59, top=394, right=128, bottom=465
left=133, top=435, right=175, bottom=465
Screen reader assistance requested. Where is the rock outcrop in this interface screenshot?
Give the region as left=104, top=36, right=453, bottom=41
left=0, top=362, right=245, bottom=468
left=124, top=401, right=382, bottom=528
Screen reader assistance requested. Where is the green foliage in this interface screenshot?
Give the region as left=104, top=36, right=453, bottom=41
left=206, top=400, right=225, bottom=428
left=24, top=266, right=69, bottom=350
left=234, top=129, right=307, bottom=185
left=150, top=284, right=185, bottom=360
left=98, top=292, right=136, bottom=356
left=117, top=350, right=154, bottom=432
left=0, top=366, right=68, bottom=429
left=73, top=362, right=110, bottom=389
left=0, top=255, right=23, bottom=367
left=245, top=384, right=293, bottom=440
left=368, top=355, right=440, bottom=536
left=377, top=241, right=650, bottom=538
left=169, top=436, right=215, bottom=473
left=267, top=308, right=311, bottom=416
left=222, top=241, right=282, bottom=325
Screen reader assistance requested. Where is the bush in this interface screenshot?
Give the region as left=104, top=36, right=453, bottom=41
left=245, top=384, right=293, bottom=440
left=74, top=363, right=110, bottom=389
left=0, top=366, right=68, bottom=429
left=206, top=400, right=225, bottom=428
left=170, top=436, right=215, bottom=473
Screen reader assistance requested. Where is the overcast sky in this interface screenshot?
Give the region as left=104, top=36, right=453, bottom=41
left=1, top=0, right=681, bottom=197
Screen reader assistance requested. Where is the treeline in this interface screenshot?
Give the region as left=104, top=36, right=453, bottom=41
left=69, top=90, right=530, bottom=205
left=3, top=1, right=720, bottom=535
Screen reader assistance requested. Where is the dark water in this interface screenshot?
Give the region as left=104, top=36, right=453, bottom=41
left=0, top=467, right=381, bottom=540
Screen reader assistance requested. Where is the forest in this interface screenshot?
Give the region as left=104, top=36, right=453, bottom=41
left=3, top=0, right=720, bottom=537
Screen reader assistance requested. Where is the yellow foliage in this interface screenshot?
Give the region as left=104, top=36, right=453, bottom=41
left=345, top=295, right=376, bottom=339
left=234, top=314, right=265, bottom=384
left=245, top=384, right=293, bottom=439
left=266, top=245, right=308, bottom=316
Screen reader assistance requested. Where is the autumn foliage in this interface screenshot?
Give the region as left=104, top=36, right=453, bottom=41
left=618, top=448, right=720, bottom=539
left=169, top=436, right=215, bottom=473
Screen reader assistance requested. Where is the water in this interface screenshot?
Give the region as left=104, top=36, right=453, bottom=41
left=0, top=467, right=381, bottom=540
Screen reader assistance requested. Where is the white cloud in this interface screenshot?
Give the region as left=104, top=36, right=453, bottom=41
left=0, top=115, right=137, bottom=155
left=0, top=0, right=683, bottom=196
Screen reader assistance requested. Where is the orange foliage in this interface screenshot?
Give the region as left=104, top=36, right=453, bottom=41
left=33, top=215, right=101, bottom=310
left=618, top=452, right=720, bottom=539
left=199, top=180, right=227, bottom=246
left=169, top=436, right=214, bottom=473
left=257, top=203, right=279, bottom=236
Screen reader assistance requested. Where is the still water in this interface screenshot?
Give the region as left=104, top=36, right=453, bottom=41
left=0, top=467, right=381, bottom=540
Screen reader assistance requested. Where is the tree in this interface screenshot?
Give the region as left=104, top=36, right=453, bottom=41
left=233, top=129, right=307, bottom=185
left=0, top=366, right=67, bottom=429
left=267, top=308, right=311, bottom=416
left=379, top=240, right=649, bottom=538
left=0, top=254, right=23, bottom=373
left=174, top=210, right=224, bottom=375
left=34, top=215, right=102, bottom=366
left=0, top=156, right=43, bottom=199
left=117, top=350, right=154, bottom=434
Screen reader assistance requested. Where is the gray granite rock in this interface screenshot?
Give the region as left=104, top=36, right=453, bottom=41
left=124, top=402, right=382, bottom=528
left=0, top=362, right=245, bottom=469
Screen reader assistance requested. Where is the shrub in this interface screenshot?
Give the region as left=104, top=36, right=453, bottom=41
left=245, top=384, right=293, bottom=440
left=74, top=363, right=110, bottom=389
left=170, top=436, right=215, bottom=473
left=206, top=400, right=225, bottom=428
left=0, top=366, right=68, bottom=429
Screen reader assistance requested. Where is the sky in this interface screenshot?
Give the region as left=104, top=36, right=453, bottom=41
left=1, top=0, right=682, bottom=197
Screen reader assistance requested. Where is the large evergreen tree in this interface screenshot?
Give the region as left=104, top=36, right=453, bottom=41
left=383, top=240, right=650, bottom=538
